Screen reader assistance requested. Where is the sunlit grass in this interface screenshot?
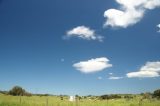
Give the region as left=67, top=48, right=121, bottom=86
left=0, top=93, right=160, bottom=106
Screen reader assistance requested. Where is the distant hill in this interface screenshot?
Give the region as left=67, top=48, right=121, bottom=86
left=0, top=90, right=8, bottom=95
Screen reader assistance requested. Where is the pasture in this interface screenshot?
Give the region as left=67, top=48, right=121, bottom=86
left=0, top=93, right=160, bottom=106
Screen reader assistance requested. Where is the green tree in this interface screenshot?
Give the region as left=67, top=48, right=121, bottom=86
left=9, top=86, right=26, bottom=96
left=153, top=89, right=160, bottom=99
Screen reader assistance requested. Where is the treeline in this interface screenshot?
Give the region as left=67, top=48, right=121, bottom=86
left=0, top=86, right=160, bottom=100
left=99, top=89, right=160, bottom=100
left=0, top=86, right=54, bottom=97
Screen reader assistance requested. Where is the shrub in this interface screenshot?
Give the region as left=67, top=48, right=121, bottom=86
left=141, top=92, right=152, bottom=99
left=99, top=95, right=109, bottom=100
left=99, top=94, right=121, bottom=100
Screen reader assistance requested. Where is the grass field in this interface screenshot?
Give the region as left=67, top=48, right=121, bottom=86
left=0, top=93, right=160, bottom=106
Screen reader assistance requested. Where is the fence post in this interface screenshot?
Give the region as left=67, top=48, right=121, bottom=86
left=76, top=99, right=78, bottom=106
left=139, top=98, right=143, bottom=106
left=20, top=96, right=22, bottom=104
left=46, top=97, right=48, bottom=106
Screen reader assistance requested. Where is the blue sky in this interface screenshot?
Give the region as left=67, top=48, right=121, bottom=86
left=0, top=0, right=160, bottom=95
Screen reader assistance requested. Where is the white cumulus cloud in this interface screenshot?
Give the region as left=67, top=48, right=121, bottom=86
left=109, top=76, right=123, bottom=80
left=66, top=26, right=103, bottom=41
left=73, top=57, right=112, bottom=73
left=127, top=61, right=160, bottom=78
left=104, top=0, right=160, bottom=28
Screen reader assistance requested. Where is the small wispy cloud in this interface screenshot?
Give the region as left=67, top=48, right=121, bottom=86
left=97, top=76, right=102, bottom=80
left=73, top=57, right=112, bottom=73
left=104, top=0, right=160, bottom=28
left=126, top=61, right=160, bottom=78
left=65, top=26, right=103, bottom=42
left=108, top=76, right=123, bottom=80
left=61, top=58, right=65, bottom=62
left=157, top=24, right=160, bottom=32
left=109, top=73, right=113, bottom=75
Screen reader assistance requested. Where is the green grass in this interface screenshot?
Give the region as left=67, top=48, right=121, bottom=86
left=0, top=93, right=160, bottom=106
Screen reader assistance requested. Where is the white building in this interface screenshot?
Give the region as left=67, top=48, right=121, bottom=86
left=69, top=96, right=75, bottom=102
